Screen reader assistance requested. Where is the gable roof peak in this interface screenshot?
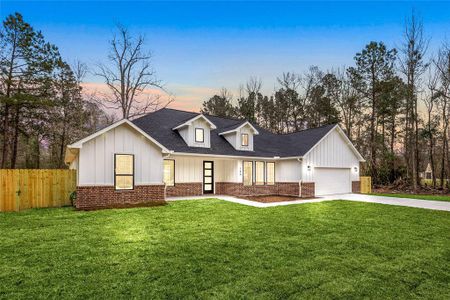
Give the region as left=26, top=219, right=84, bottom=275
left=171, top=113, right=217, bottom=130
left=218, top=120, right=260, bottom=136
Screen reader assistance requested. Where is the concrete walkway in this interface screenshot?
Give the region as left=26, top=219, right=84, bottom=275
left=339, top=193, right=450, bottom=212
left=167, top=194, right=450, bottom=212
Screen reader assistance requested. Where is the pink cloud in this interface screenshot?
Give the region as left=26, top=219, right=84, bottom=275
left=81, top=82, right=218, bottom=113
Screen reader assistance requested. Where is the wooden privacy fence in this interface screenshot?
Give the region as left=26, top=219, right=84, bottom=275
left=0, top=169, right=76, bottom=212
left=360, top=176, right=372, bottom=194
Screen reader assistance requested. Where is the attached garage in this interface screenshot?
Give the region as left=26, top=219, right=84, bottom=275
left=299, top=125, right=365, bottom=197
left=314, top=168, right=351, bottom=195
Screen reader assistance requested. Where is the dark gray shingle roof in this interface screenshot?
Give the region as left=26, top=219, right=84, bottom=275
left=132, top=108, right=336, bottom=158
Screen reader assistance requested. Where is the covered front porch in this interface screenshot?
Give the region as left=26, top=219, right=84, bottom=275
left=164, top=154, right=313, bottom=198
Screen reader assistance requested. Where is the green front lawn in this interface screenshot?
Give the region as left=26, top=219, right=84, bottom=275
left=1, top=200, right=449, bottom=299
left=372, top=193, right=450, bottom=202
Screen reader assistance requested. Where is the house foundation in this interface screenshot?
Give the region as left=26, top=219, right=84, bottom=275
left=166, top=183, right=203, bottom=197
left=76, top=185, right=166, bottom=210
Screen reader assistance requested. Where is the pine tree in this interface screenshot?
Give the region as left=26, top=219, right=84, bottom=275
left=348, top=41, right=397, bottom=182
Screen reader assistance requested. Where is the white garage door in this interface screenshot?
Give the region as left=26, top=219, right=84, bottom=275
left=315, top=168, right=351, bottom=196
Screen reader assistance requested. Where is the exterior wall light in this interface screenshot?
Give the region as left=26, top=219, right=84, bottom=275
left=307, top=165, right=311, bottom=171
left=354, top=166, right=358, bottom=172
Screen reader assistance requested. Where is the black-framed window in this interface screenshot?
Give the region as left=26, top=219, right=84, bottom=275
left=195, top=128, right=204, bottom=143
left=114, top=154, right=134, bottom=190
left=255, top=161, right=265, bottom=185
left=243, top=161, right=253, bottom=186
left=163, top=159, right=175, bottom=186
left=241, top=133, right=249, bottom=146
left=266, top=162, right=275, bottom=185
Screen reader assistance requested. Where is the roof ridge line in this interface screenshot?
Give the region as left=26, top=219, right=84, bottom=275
left=277, top=123, right=337, bottom=135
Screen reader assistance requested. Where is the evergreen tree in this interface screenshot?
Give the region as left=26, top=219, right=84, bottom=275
left=201, top=88, right=235, bottom=117
left=348, top=41, right=397, bottom=181
left=0, top=12, right=60, bottom=168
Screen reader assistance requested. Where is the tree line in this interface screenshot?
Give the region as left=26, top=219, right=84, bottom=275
left=1, top=12, right=449, bottom=191
left=0, top=13, right=168, bottom=169
left=201, top=14, right=450, bottom=190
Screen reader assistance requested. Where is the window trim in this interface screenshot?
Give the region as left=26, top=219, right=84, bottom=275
left=243, top=161, right=253, bottom=186
left=163, top=159, right=175, bottom=187
left=255, top=161, right=265, bottom=185
left=195, top=128, right=205, bottom=143
left=241, top=133, right=249, bottom=147
left=114, top=154, right=134, bottom=190
left=266, top=162, right=275, bottom=185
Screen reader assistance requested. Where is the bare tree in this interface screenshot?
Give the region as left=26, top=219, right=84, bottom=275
left=277, top=72, right=302, bottom=91
left=435, top=45, right=450, bottom=189
left=95, top=25, right=171, bottom=119
left=219, top=87, right=233, bottom=103
left=245, top=76, right=262, bottom=95
left=71, top=60, right=87, bottom=85
left=398, top=11, right=429, bottom=190
left=424, top=64, right=439, bottom=187
left=334, top=68, right=360, bottom=141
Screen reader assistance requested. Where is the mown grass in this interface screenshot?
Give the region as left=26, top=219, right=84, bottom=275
left=372, top=193, right=450, bottom=202
left=0, top=199, right=449, bottom=299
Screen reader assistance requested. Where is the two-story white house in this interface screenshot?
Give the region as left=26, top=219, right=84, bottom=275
left=65, top=108, right=365, bottom=210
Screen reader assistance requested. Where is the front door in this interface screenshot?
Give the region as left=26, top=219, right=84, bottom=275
left=203, top=161, right=214, bottom=194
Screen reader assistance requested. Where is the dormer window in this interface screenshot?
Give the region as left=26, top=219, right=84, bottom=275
left=195, top=128, right=204, bottom=143
left=241, top=133, right=249, bottom=146
left=172, top=114, right=216, bottom=148
left=219, top=121, right=259, bottom=152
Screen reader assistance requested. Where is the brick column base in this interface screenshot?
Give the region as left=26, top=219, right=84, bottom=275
left=76, top=185, right=166, bottom=210
left=300, top=182, right=315, bottom=198
left=166, top=183, right=203, bottom=197
left=352, top=181, right=361, bottom=193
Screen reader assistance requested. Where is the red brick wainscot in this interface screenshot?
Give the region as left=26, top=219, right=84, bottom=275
left=352, top=181, right=361, bottom=193
left=76, top=185, right=166, bottom=210
left=215, top=182, right=300, bottom=197
left=165, top=183, right=203, bottom=197
left=300, top=182, right=315, bottom=198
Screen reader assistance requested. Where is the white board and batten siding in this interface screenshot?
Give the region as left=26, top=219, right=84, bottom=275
left=77, top=123, right=164, bottom=186
left=169, top=155, right=241, bottom=183
left=302, top=127, right=360, bottom=195
left=275, top=160, right=302, bottom=182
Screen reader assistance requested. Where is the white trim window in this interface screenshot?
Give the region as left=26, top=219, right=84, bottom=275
left=114, top=154, right=134, bottom=190
left=195, top=128, right=204, bottom=143
left=241, top=133, right=249, bottom=146
left=163, top=159, right=175, bottom=186
left=266, top=162, right=275, bottom=185
left=243, top=161, right=253, bottom=186
left=255, top=161, right=265, bottom=185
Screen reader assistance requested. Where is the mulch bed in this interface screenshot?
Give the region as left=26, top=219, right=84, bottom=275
left=238, top=195, right=315, bottom=203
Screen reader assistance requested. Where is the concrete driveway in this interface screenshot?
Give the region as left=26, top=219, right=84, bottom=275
left=333, top=193, right=450, bottom=212
left=168, top=193, right=450, bottom=211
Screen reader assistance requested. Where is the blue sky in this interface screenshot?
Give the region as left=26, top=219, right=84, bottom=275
left=1, top=1, right=450, bottom=110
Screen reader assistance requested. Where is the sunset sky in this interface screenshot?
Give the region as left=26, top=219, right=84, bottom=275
left=2, top=1, right=450, bottom=111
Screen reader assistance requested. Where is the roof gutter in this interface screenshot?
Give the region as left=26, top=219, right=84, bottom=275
left=169, top=151, right=302, bottom=161
left=163, top=150, right=175, bottom=159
